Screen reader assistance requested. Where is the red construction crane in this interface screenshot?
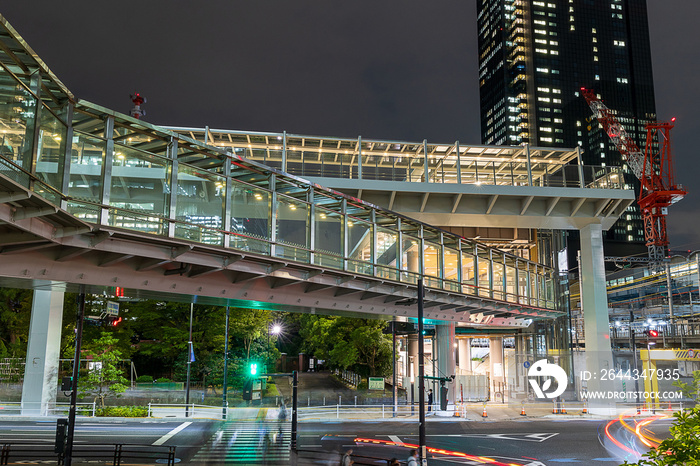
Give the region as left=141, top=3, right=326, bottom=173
left=581, top=88, right=686, bottom=269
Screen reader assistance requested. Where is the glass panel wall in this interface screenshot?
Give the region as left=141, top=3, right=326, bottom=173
left=424, top=241, right=442, bottom=289
left=376, top=227, right=398, bottom=281
left=229, top=182, right=270, bottom=254
left=461, top=251, right=476, bottom=295
left=35, top=105, right=67, bottom=192
left=109, top=143, right=171, bottom=234
left=314, top=206, right=343, bottom=268
left=492, top=261, right=505, bottom=301
left=505, top=263, right=517, bottom=303
left=477, top=247, right=492, bottom=298
left=347, top=217, right=372, bottom=275
left=175, top=164, right=225, bottom=246
left=275, top=194, right=309, bottom=262
left=444, top=247, right=460, bottom=292
left=68, top=131, right=105, bottom=204
left=0, top=68, right=38, bottom=174
left=518, top=265, right=529, bottom=305
left=401, top=235, right=420, bottom=284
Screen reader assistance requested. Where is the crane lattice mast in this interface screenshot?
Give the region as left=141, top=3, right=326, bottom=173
left=581, top=88, right=686, bottom=270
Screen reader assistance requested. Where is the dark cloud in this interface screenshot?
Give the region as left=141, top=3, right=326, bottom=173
left=2, top=2, right=698, bottom=250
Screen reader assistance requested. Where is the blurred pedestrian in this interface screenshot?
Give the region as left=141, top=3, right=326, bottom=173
left=341, top=448, right=354, bottom=465
left=407, top=449, right=418, bottom=466
left=427, top=389, right=433, bottom=413
left=278, top=399, right=287, bottom=421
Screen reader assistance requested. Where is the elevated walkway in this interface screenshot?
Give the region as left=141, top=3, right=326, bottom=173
left=166, top=127, right=635, bottom=231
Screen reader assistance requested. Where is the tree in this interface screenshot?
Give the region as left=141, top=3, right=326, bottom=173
left=620, top=370, right=700, bottom=465
left=228, top=308, right=272, bottom=360
left=300, top=316, right=393, bottom=377
left=0, top=288, right=32, bottom=359
left=78, top=332, right=129, bottom=408
left=622, top=407, right=700, bottom=465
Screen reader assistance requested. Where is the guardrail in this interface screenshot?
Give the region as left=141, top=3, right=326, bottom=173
left=0, top=443, right=176, bottom=466
left=0, top=402, right=96, bottom=417
left=147, top=403, right=226, bottom=420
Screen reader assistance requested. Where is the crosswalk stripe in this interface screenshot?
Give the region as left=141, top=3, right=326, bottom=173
left=193, top=421, right=291, bottom=464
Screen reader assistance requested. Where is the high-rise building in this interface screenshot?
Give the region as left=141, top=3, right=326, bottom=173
left=477, top=0, right=656, bottom=251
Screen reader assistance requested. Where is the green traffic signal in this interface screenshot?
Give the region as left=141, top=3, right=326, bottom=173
left=249, top=362, right=258, bottom=376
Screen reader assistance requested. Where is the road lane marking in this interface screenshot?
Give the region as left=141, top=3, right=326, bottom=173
left=388, top=435, right=404, bottom=446
left=152, top=421, right=192, bottom=446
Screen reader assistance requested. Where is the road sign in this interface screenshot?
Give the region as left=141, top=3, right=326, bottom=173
left=106, top=301, right=119, bottom=316
left=523, top=361, right=531, bottom=369
left=368, top=377, right=384, bottom=390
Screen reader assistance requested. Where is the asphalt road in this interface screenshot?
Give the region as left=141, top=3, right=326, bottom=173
left=0, top=416, right=672, bottom=465
left=0, top=418, right=218, bottom=463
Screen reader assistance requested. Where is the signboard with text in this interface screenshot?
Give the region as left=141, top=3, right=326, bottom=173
left=368, top=377, right=384, bottom=390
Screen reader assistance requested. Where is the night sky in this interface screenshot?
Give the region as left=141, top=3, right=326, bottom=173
left=3, top=2, right=699, bottom=251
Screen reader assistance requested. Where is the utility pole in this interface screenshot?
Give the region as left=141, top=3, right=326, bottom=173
left=185, top=303, right=193, bottom=417
left=418, top=280, right=427, bottom=465
left=291, top=370, right=298, bottom=452
left=64, top=289, right=86, bottom=466
left=392, top=321, right=397, bottom=418
left=222, top=306, right=229, bottom=420
left=630, top=310, right=640, bottom=414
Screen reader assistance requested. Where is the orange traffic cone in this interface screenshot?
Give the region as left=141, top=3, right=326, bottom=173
left=482, top=403, right=488, bottom=418
left=560, top=401, right=567, bottom=415
left=582, top=401, right=588, bottom=414
left=552, top=401, right=559, bottom=414
left=520, top=403, right=526, bottom=416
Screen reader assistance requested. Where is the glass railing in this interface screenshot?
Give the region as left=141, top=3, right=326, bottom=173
left=170, top=129, right=631, bottom=191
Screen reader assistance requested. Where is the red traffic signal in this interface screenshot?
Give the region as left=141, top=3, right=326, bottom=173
left=105, top=316, right=122, bottom=327
left=646, top=329, right=658, bottom=338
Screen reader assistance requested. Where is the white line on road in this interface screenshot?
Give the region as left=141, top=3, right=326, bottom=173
left=152, top=421, right=192, bottom=446
left=388, top=435, right=404, bottom=446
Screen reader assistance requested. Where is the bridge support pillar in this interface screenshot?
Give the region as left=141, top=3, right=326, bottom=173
left=407, top=335, right=418, bottom=403
left=436, top=323, right=456, bottom=406
left=489, top=337, right=505, bottom=400
left=21, top=290, right=65, bottom=416
left=458, top=337, right=471, bottom=373
left=580, top=223, right=615, bottom=414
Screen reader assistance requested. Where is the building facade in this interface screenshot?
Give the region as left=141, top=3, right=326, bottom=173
left=477, top=0, right=656, bottom=250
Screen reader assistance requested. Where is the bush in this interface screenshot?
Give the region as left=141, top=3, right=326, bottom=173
left=155, top=377, right=171, bottom=383
left=135, top=375, right=153, bottom=383
left=96, top=406, right=149, bottom=417
left=357, top=380, right=368, bottom=390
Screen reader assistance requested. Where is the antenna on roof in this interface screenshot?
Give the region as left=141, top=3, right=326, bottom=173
left=129, top=93, right=146, bottom=119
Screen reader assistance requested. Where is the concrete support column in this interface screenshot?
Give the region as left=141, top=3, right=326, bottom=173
left=489, top=337, right=505, bottom=399
left=407, top=335, right=418, bottom=402
left=436, top=323, right=456, bottom=405
left=21, top=290, right=65, bottom=416
left=458, top=338, right=471, bottom=373
left=580, top=223, right=615, bottom=413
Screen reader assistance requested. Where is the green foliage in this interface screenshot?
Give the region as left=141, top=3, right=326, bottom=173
left=96, top=405, right=149, bottom=417
left=673, top=370, right=700, bottom=402
left=135, top=375, right=153, bottom=383
left=78, top=332, right=129, bottom=408
left=621, top=406, right=700, bottom=465
left=300, top=316, right=393, bottom=377
left=0, top=288, right=32, bottom=359
left=155, top=377, right=171, bottom=383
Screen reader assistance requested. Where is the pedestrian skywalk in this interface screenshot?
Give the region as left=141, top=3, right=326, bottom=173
left=192, top=420, right=291, bottom=464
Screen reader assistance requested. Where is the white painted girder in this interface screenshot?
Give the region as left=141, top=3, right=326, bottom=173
left=305, top=178, right=634, bottom=230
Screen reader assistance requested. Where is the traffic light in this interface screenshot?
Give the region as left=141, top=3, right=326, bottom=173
left=105, top=316, right=122, bottom=327
left=248, top=362, right=258, bottom=377
left=646, top=329, right=659, bottom=338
